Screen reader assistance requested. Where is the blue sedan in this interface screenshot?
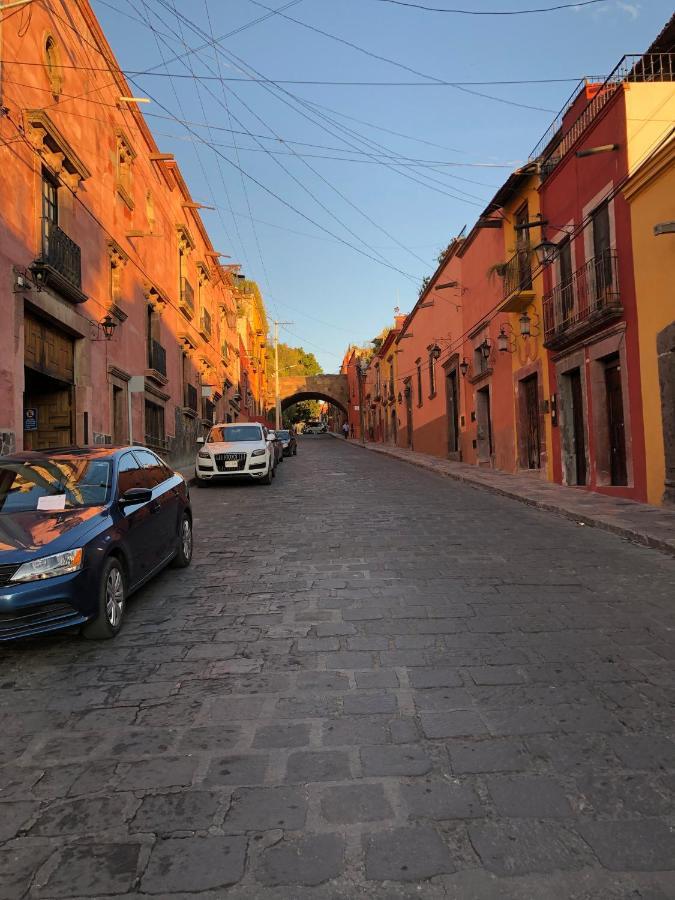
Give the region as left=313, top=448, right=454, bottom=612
left=0, top=446, right=192, bottom=642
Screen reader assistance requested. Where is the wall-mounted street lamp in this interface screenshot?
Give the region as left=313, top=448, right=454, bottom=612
left=430, top=343, right=442, bottom=361
left=397, top=392, right=403, bottom=404
left=91, top=314, right=118, bottom=342
left=497, top=323, right=516, bottom=354
left=480, top=337, right=492, bottom=360
left=533, top=239, right=558, bottom=267
left=459, top=358, right=469, bottom=377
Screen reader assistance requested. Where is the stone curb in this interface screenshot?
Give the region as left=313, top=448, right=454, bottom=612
left=333, top=435, right=675, bottom=558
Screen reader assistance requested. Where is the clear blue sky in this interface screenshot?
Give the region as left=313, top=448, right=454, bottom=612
left=93, top=0, right=672, bottom=371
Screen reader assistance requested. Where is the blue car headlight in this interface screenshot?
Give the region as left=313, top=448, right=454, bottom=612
left=10, top=548, right=83, bottom=584
left=251, top=448, right=266, bottom=457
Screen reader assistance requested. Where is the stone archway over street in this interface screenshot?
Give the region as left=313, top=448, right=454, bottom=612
left=270, top=374, right=349, bottom=418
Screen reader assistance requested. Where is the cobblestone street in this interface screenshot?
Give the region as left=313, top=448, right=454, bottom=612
left=2, top=435, right=675, bottom=899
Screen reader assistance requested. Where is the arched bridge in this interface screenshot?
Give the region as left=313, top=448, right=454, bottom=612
left=270, top=374, right=349, bottom=417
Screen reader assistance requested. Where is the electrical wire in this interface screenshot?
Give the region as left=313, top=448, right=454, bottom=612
left=371, top=0, right=610, bottom=13
left=248, top=0, right=558, bottom=113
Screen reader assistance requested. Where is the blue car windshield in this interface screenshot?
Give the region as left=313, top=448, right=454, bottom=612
left=208, top=426, right=262, bottom=442
left=277, top=431, right=290, bottom=439
left=0, top=459, right=112, bottom=513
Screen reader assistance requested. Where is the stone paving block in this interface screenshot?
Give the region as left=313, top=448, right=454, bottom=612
left=298, top=638, right=340, bottom=652
left=448, top=739, right=532, bottom=774
left=130, top=790, right=222, bottom=833
left=225, top=786, right=307, bottom=831
left=577, top=819, right=675, bottom=871
left=296, top=671, right=350, bottom=691
left=204, top=754, right=269, bottom=786
left=526, top=733, right=618, bottom=772
left=177, top=724, right=242, bottom=753
left=110, top=728, right=178, bottom=759
left=413, top=688, right=473, bottom=710
left=486, top=776, right=572, bottom=817
left=253, top=723, right=312, bottom=749
left=141, top=835, right=246, bottom=892
left=347, top=637, right=391, bottom=651
left=257, top=833, right=345, bottom=886
left=361, top=745, right=432, bottom=776
left=364, top=825, right=455, bottom=882
left=408, top=668, right=463, bottom=689
left=116, top=755, right=198, bottom=791
left=380, top=650, right=429, bottom=667
left=483, top=707, right=555, bottom=736
left=0, top=801, right=38, bottom=841
left=315, top=623, right=357, bottom=637
left=208, top=697, right=267, bottom=721
left=0, top=845, right=52, bottom=899
left=36, top=843, right=141, bottom=897
left=274, top=695, right=340, bottom=718
left=419, top=710, right=489, bottom=739
left=324, top=651, right=375, bottom=670
left=286, top=750, right=351, bottom=783
left=546, top=703, right=621, bottom=733
left=344, top=692, right=398, bottom=715
left=469, top=820, right=594, bottom=876
left=610, top=734, right=675, bottom=770
left=134, top=697, right=203, bottom=727
left=389, top=717, right=420, bottom=744
left=401, top=781, right=483, bottom=820
left=322, top=716, right=389, bottom=746
left=321, top=783, right=393, bottom=824
left=29, top=795, right=132, bottom=836
left=575, top=772, right=672, bottom=816
left=468, top=666, right=527, bottom=685
left=355, top=670, right=399, bottom=689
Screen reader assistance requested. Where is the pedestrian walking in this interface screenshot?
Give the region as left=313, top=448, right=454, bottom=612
left=342, top=422, right=349, bottom=439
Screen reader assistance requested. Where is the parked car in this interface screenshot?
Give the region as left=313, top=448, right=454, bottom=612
left=276, top=429, right=297, bottom=456
left=195, top=423, right=274, bottom=485
left=265, top=429, right=284, bottom=467
left=0, top=446, right=192, bottom=642
left=304, top=422, right=327, bottom=435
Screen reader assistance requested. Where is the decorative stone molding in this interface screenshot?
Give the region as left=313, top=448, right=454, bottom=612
left=197, top=261, right=211, bottom=285
left=23, top=109, right=90, bottom=191
left=115, top=130, right=136, bottom=210
left=176, top=224, right=196, bottom=254
left=143, top=282, right=168, bottom=315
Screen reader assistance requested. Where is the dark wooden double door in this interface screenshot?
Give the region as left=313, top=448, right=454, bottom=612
left=23, top=313, right=75, bottom=450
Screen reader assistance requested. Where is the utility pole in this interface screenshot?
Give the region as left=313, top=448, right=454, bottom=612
left=358, top=359, right=366, bottom=447
left=273, top=320, right=292, bottom=430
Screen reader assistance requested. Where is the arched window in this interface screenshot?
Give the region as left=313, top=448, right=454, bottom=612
left=44, top=36, right=62, bottom=98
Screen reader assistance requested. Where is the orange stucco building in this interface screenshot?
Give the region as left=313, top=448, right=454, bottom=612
left=0, top=0, right=267, bottom=464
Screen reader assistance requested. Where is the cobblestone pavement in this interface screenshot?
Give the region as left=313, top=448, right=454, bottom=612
left=2, top=436, right=675, bottom=899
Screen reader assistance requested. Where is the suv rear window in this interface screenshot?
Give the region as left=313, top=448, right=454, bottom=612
left=208, top=425, right=262, bottom=442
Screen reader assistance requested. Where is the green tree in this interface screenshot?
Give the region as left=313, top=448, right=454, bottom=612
left=266, top=343, right=323, bottom=381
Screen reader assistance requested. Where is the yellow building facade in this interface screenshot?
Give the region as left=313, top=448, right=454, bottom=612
left=623, top=136, right=675, bottom=505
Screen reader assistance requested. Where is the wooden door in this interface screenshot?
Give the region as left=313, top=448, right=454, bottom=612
left=405, top=389, right=413, bottom=448
left=523, top=374, right=541, bottom=469
left=605, top=359, right=627, bottom=486
left=569, top=369, right=587, bottom=485
left=514, top=202, right=532, bottom=290
left=24, top=377, right=74, bottom=450
left=447, top=370, right=459, bottom=453
left=24, top=314, right=74, bottom=383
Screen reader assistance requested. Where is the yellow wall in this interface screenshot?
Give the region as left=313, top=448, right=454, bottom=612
left=625, top=83, right=675, bottom=174
left=500, top=176, right=554, bottom=480
left=623, top=136, right=675, bottom=505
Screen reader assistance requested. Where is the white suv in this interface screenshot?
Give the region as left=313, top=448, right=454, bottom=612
left=195, top=423, right=274, bottom=486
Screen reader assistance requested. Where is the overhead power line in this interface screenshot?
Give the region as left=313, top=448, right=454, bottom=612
left=371, top=0, right=610, bottom=12
left=249, top=0, right=558, bottom=113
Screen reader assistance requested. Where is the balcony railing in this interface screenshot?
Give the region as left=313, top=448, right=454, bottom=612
left=184, top=383, right=198, bottom=412
left=502, top=247, right=533, bottom=307
left=530, top=53, right=675, bottom=175
left=179, top=277, right=195, bottom=317
left=32, top=218, right=86, bottom=303
left=148, top=339, right=167, bottom=377
left=199, top=308, right=212, bottom=340
left=543, top=250, right=621, bottom=349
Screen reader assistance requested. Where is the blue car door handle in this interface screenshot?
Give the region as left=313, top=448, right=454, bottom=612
left=150, top=499, right=161, bottom=514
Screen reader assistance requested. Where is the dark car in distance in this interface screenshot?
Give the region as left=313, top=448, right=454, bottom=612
left=276, top=430, right=297, bottom=457
left=0, top=446, right=192, bottom=642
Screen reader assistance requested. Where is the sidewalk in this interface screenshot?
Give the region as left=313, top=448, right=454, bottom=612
left=346, top=438, right=675, bottom=557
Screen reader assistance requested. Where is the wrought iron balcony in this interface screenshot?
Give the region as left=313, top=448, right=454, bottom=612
left=179, top=276, right=195, bottom=317
left=543, top=250, right=622, bottom=350
left=501, top=247, right=534, bottom=311
left=184, top=383, right=198, bottom=412
left=199, top=308, right=212, bottom=340
left=31, top=218, right=86, bottom=304
left=147, top=339, right=167, bottom=378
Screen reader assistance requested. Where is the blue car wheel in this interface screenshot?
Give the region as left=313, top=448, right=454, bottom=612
left=82, top=557, right=126, bottom=640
